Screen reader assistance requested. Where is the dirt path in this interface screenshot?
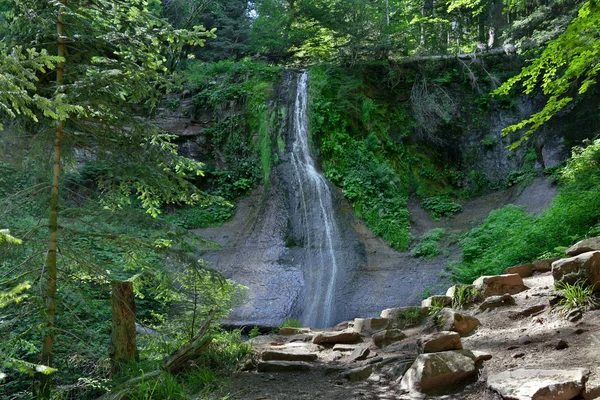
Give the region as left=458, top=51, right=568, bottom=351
left=208, top=269, right=600, bottom=400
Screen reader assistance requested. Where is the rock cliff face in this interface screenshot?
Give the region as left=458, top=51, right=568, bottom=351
left=162, top=69, right=595, bottom=328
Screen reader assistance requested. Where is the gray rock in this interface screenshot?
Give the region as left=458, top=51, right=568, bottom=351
left=347, top=347, right=370, bottom=362
left=352, top=318, right=389, bottom=335
left=371, top=329, right=407, bottom=348
left=417, top=331, right=462, bottom=354
left=518, top=335, right=533, bottom=345
left=257, top=361, right=311, bottom=373
left=517, top=304, right=547, bottom=318
left=552, top=251, right=600, bottom=291
left=504, top=264, right=533, bottom=278
left=333, top=344, right=357, bottom=352
left=279, top=327, right=308, bottom=335
left=421, top=295, right=452, bottom=308
left=380, top=306, right=429, bottom=321
left=566, top=308, right=583, bottom=322
left=344, top=365, right=373, bottom=382
left=533, top=257, right=562, bottom=272
left=439, top=309, right=481, bottom=336
left=555, top=340, right=569, bottom=350
left=380, top=358, right=415, bottom=380
left=566, top=237, right=600, bottom=256
left=487, top=368, right=589, bottom=400
left=583, top=368, right=600, bottom=399
left=399, top=351, right=479, bottom=394
left=313, top=329, right=361, bottom=345
left=472, top=274, right=528, bottom=298
left=478, top=293, right=516, bottom=312
left=261, top=350, right=318, bottom=362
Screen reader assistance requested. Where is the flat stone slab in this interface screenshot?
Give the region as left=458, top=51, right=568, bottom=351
left=261, top=350, right=318, bottom=362
left=473, top=274, right=528, bottom=298
left=487, top=368, right=589, bottom=400
left=257, top=361, right=312, bottom=373
left=417, top=331, right=462, bottom=353
left=313, top=329, right=361, bottom=345
left=333, top=344, right=357, bottom=352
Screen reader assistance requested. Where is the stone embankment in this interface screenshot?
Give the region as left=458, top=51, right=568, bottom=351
left=219, top=237, right=600, bottom=400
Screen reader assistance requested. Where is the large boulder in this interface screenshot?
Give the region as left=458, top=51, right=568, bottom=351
left=439, top=309, right=480, bottom=336
left=566, top=237, right=600, bottom=256
left=472, top=274, right=528, bottom=298
left=417, top=331, right=462, bottom=353
left=552, top=251, right=600, bottom=291
left=352, top=318, right=389, bottom=335
left=488, top=368, right=589, bottom=400
left=312, top=329, right=361, bottom=345
left=399, top=350, right=480, bottom=393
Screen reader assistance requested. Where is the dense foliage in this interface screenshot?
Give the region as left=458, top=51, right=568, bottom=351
left=451, top=139, right=600, bottom=283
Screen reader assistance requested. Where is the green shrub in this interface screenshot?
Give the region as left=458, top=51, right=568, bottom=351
left=400, top=308, right=422, bottom=326
left=451, top=285, right=479, bottom=309
left=281, top=318, right=301, bottom=328
left=556, top=280, right=596, bottom=314
left=162, top=204, right=235, bottom=229
left=421, top=196, right=462, bottom=220
left=451, top=139, right=600, bottom=283
left=248, top=326, right=261, bottom=338
left=412, top=228, right=446, bottom=258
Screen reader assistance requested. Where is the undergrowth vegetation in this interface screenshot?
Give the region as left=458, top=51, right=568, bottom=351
left=412, top=228, right=447, bottom=258
left=307, top=64, right=475, bottom=250
left=0, top=158, right=247, bottom=399
left=450, top=139, right=600, bottom=283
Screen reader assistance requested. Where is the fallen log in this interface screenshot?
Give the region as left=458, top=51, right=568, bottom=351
left=164, top=308, right=217, bottom=373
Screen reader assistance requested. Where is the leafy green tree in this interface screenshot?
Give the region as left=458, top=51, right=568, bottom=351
left=1, top=0, right=214, bottom=397
left=494, top=0, right=600, bottom=148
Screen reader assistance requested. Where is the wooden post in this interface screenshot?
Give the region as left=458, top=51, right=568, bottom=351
left=109, top=281, right=138, bottom=374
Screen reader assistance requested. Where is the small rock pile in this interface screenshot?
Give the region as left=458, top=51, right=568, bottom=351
left=237, top=237, right=600, bottom=399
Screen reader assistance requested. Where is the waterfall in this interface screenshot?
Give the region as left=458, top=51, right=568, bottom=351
left=289, top=72, right=340, bottom=328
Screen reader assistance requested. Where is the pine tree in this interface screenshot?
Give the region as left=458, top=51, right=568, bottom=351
left=1, top=0, right=214, bottom=397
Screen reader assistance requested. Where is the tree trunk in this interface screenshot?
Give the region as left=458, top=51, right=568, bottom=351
left=109, top=281, right=139, bottom=374
left=164, top=309, right=215, bottom=373
left=35, top=2, right=65, bottom=398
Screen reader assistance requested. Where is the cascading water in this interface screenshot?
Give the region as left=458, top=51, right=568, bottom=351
left=288, top=72, right=340, bottom=328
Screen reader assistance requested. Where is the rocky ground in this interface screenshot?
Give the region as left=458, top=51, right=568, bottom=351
left=208, top=242, right=600, bottom=400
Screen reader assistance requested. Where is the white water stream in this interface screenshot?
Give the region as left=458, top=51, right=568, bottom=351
left=289, top=72, right=340, bottom=328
